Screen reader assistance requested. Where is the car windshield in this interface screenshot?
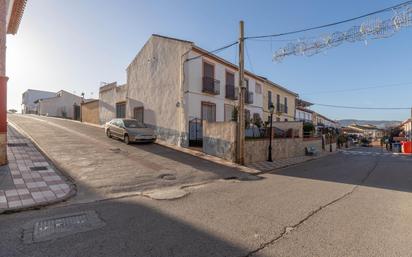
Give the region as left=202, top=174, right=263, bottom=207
left=123, top=120, right=146, bottom=128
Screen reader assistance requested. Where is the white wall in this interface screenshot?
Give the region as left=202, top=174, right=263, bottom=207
left=22, top=89, right=56, bottom=113
left=39, top=91, right=82, bottom=119
left=185, top=51, right=264, bottom=122
left=296, top=109, right=312, bottom=122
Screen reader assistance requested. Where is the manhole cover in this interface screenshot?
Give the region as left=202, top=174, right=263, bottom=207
left=29, top=166, right=48, bottom=171
left=7, top=143, right=28, bottom=147
left=158, top=173, right=176, bottom=180
left=22, top=211, right=105, bottom=244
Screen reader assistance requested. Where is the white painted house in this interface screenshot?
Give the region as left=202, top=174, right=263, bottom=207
left=106, top=34, right=296, bottom=147
left=38, top=90, right=83, bottom=119
left=21, top=89, right=56, bottom=114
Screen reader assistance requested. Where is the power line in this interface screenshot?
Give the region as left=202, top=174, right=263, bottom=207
left=186, top=41, right=239, bottom=62
left=312, top=103, right=411, bottom=110
left=245, top=0, right=412, bottom=39
left=245, top=43, right=255, bottom=73
left=300, top=82, right=412, bottom=95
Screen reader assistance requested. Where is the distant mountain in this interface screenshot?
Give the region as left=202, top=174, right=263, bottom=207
left=338, top=119, right=401, bottom=129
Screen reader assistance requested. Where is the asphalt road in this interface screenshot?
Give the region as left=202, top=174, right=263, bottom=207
left=7, top=114, right=254, bottom=203
left=2, top=115, right=412, bottom=257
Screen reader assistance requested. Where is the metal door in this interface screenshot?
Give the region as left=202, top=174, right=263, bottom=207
left=189, top=118, right=203, bottom=147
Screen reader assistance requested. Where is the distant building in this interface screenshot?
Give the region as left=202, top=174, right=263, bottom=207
left=295, top=99, right=314, bottom=123
left=21, top=89, right=56, bottom=114
left=38, top=90, right=83, bottom=119
left=345, top=124, right=384, bottom=140
left=401, top=119, right=412, bottom=140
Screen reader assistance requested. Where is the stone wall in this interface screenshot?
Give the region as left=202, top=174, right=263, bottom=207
left=203, top=121, right=237, bottom=162
left=81, top=100, right=99, bottom=125
left=245, top=137, right=322, bottom=164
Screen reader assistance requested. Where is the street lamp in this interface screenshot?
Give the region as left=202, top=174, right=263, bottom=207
left=268, top=103, right=275, bottom=162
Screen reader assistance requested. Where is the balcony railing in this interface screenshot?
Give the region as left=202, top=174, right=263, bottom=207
left=202, top=76, right=220, bottom=95
left=225, top=84, right=238, bottom=100
left=245, top=91, right=254, bottom=104
left=276, top=103, right=288, bottom=113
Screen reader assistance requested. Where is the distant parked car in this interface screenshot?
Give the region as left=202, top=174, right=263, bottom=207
left=105, top=118, right=156, bottom=144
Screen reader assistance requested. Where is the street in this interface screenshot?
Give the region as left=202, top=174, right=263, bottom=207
left=1, top=115, right=412, bottom=256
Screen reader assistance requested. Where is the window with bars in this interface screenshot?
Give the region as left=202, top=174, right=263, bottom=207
left=255, top=83, right=262, bottom=94
left=201, top=102, right=216, bottom=122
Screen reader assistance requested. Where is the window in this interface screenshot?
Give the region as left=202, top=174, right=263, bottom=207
left=133, top=107, right=144, bottom=123
left=224, top=104, right=234, bottom=122
left=203, top=61, right=214, bottom=79
left=245, top=78, right=249, bottom=91
left=124, top=119, right=146, bottom=128
left=116, top=102, right=126, bottom=118
left=284, top=97, right=288, bottom=113
left=201, top=102, right=216, bottom=122
left=255, top=83, right=262, bottom=94
left=276, top=94, right=280, bottom=110
left=268, top=91, right=272, bottom=109
left=225, top=71, right=235, bottom=99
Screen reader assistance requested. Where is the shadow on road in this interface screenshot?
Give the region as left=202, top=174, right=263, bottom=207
left=0, top=191, right=258, bottom=257
left=270, top=153, right=412, bottom=194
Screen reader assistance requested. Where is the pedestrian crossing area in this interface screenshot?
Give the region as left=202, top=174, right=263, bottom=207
left=338, top=149, right=412, bottom=160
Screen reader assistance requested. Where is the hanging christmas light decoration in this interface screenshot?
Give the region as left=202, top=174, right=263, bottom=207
left=273, top=4, right=412, bottom=62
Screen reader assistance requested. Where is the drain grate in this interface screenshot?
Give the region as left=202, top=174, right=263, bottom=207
left=23, top=211, right=105, bottom=243
left=29, top=166, right=48, bottom=171
left=7, top=143, right=28, bottom=147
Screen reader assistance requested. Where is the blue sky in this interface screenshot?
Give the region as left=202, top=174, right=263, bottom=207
left=6, top=0, right=412, bottom=121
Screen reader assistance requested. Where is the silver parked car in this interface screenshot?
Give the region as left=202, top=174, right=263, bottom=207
left=105, top=118, right=156, bottom=144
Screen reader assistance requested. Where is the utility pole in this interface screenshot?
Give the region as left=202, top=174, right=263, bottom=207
left=236, top=20, right=245, bottom=164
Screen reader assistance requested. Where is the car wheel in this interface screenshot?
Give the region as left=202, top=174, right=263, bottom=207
left=106, top=129, right=112, bottom=138
left=124, top=134, right=130, bottom=145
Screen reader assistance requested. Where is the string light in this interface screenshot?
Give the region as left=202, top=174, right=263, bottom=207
left=273, top=3, right=412, bottom=62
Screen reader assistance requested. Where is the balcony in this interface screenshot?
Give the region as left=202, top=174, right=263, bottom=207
left=276, top=103, right=288, bottom=113
left=245, top=91, right=254, bottom=104
left=225, top=84, right=238, bottom=100
left=202, top=76, right=220, bottom=95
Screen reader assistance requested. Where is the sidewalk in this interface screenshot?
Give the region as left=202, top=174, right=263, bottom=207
left=0, top=126, right=74, bottom=213
left=247, top=151, right=334, bottom=173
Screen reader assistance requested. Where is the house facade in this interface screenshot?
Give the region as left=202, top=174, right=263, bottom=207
left=99, top=82, right=127, bottom=124
left=262, top=80, right=297, bottom=123
left=401, top=119, right=412, bottom=140
left=38, top=90, right=83, bottom=119
left=106, top=34, right=297, bottom=147
left=21, top=89, right=56, bottom=114
left=295, top=106, right=314, bottom=123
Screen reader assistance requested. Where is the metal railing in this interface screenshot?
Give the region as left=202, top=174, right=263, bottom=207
left=276, top=103, right=288, bottom=113
left=202, top=77, right=220, bottom=95
left=225, top=84, right=238, bottom=100
left=245, top=91, right=254, bottom=104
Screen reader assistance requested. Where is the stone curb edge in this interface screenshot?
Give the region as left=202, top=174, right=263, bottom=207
left=1, top=121, right=77, bottom=215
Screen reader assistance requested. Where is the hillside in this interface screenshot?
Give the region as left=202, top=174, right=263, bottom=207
left=338, top=119, right=401, bottom=128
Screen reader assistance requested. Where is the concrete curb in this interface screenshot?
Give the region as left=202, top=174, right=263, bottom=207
left=2, top=121, right=77, bottom=214
left=154, top=140, right=262, bottom=174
